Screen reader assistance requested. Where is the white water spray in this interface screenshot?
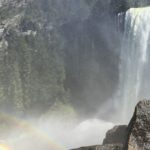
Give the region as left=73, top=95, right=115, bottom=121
left=118, top=7, right=150, bottom=122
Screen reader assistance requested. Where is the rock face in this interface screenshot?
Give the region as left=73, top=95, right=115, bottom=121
left=0, top=0, right=29, bottom=8
left=0, top=0, right=121, bottom=117
left=1, top=0, right=150, bottom=118
left=125, top=100, right=150, bottom=150
left=103, top=125, right=127, bottom=145
left=0, top=0, right=98, bottom=116
left=72, top=100, right=150, bottom=150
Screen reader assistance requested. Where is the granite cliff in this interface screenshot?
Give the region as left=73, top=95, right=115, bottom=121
left=0, top=0, right=122, bottom=117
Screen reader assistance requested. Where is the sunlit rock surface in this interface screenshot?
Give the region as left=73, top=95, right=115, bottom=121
left=126, top=100, right=150, bottom=150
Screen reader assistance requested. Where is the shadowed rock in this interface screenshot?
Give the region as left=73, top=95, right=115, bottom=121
left=103, top=125, right=127, bottom=145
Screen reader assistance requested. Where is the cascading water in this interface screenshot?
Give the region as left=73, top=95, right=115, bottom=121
left=118, top=7, right=150, bottom=123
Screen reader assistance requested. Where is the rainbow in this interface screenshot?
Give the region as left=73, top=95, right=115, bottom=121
left=0, top=113, right=65, bottom=150
left=0, top=144, right=10, bottom=150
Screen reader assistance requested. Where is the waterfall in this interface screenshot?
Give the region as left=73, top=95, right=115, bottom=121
left=118, top=7, right=150, bottom=122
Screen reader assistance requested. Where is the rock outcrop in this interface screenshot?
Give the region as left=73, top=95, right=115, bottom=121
left=72, top=100, right=150, bottom=150
left=103, top=125, right=127, bottom=145
left=125, top=100, right=150, bottom=150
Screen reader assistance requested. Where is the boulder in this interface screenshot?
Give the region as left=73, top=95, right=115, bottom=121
left=125, top=100, right=150, bottom=150
left=103, top=125, right=127, bottom=145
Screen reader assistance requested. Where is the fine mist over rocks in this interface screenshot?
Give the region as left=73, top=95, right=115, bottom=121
left=61, top=0, right=120, bottom=117
left=0, top=113, right=114, bottom=150
left=0, top=0, right=150, bottom=150
left=0, top=0, right=121, bottom=119
left=73, top=100, right=150, bottom=150
left=0, top=0, right=119, bottom=147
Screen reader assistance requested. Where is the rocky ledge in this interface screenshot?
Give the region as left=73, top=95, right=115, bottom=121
left=72, top=100, right=150, bottom=150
